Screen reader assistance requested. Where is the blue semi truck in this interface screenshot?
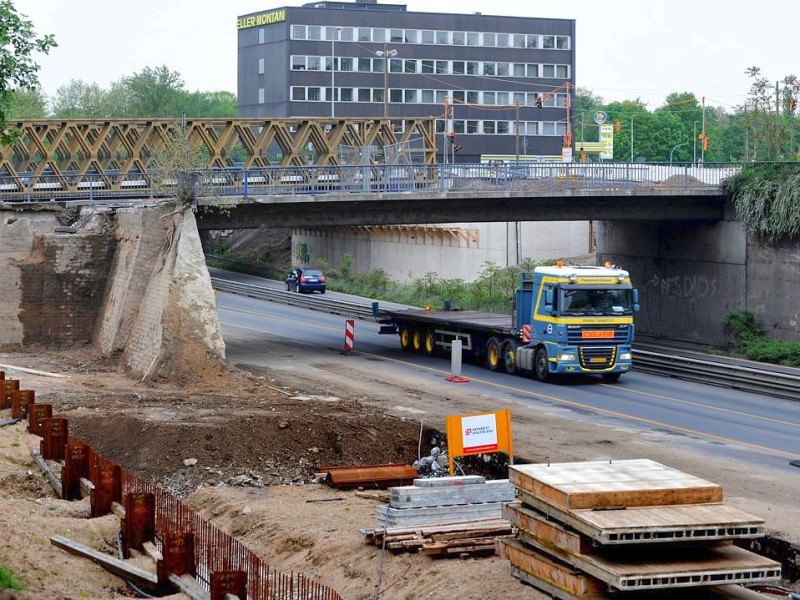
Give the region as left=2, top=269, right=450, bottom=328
left=378, top=263, right=640, bottom=382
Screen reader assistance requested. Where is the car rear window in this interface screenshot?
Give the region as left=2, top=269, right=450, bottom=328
left=304, top=270, right=323, bottom=277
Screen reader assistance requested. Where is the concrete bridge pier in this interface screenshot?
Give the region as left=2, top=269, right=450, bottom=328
left=597, top=202, right=800, bottom=346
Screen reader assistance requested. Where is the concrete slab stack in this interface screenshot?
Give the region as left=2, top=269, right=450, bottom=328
left=376, top=475, right=516, bottom=528
left=498, top=459, right=781, bottom=600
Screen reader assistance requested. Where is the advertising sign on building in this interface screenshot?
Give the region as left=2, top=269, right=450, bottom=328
left=599, top=124, right=614, bottom=159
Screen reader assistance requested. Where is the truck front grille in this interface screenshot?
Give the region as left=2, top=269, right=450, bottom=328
left=579, top=346, right=617, bottom=370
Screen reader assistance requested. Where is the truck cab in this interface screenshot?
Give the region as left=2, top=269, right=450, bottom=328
left=515, top=263, right=639, bottom=382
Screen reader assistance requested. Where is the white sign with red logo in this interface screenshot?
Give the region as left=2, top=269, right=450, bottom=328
left=461, top=413, right=499, bottom=454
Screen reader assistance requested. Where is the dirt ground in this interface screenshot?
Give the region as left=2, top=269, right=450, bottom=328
left=1, top=341, right=799, bottom=600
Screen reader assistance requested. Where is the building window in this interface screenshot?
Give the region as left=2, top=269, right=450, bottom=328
left=467, top=61, right=478, bottom=75
left=484, top=33, right=496, bottom=47
left=421, top=30, right=434, bottom=44
left=373, top=89, right=384, bottom=103
left=404, top=89, right=417, bottom=103
left=390, top=89, right=402, bottom=103
left=497, top=92, right=509, bottom=105
left=436, top=119, right=446, bottom=134
left=497, top=62, right=509, bottom=76
left=435, top=90, right=447, bottom=103
left=513, top=92, right=525, bottom=105
left=421, top=60, right=434, bottom=74
left=372, top=28, right=386, bottom=43
left=404, top=60, right=417, bottom=73
left=291, top=56, right=305, bottom=70
left=390, top=59, right=403, bottom=73
left=435, top=60, right=447, bottom=74
left=542, top=122, right=555, bottom=135
left=308, top=87, right=321, bottom=101
left=527, top=35, right=539, bottom=48
left=543, top=64, right=555, bottom=78
left=453, top=61, right=465, bottom=75
left=308, top=56, right=322, bottom=71
left=467, top=91, right=478, bottom=104
left=291, top=87, right=305, bottom=101
left=340, top=57, right=353, bottom=72
left=453, top=120, right=465, bottom=134
left=340, top=88, right=353, bottom=102
left=483, top=62, right=496, bottom=76
left=513, top=63, right=526, bottom=77
left=339, top=27, right=353, bottom=41
left=258, top=88, right=265, bottom=104
left=258, top=58, right=265, bottom=74
left=453, top=31, right=465, bottom=45
left=405, top=29, right=418, bottom=43
left=497, top=121, right=510, bottom=134
left=466, top=32, right=479, bottom=46
left=513, top=34, right=526, bottom=48
left=307, top=26, right=321, bottom=40
left=390, top=29, right=403, bottom=42
left=466, top=120, right=479, bottom=133
left=258, top=28, right=265, bottom=44
left=556, top=65, right=569, bottom=78
left=421, top=89, right=434, bottom=103
left=358, top=27, right=371, bottom=42
left=542, top=35, right=555, bottom=49
left=358, top=88, right=371, bottom=102
left=484, top=121, right=496, bottom=134
left=497, top=33, right=509, bottom=47
left=452, top=90, right=465, bottom=103
left=484, top=92, right=496, bottom=105
left=527, top=64, right=538, bottom=78
left=358, top=58, right=371, bottom=72
left=292, top=25, right=305, bottom=40
left=326, top=56, right=335, bottom=71
left=556, top=36, right=570, bottom=50
left=436, top=30, right=449, bottom=44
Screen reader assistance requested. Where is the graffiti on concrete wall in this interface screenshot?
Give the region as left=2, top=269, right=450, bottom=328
left=644, top=273, right=718, bottom=303
left=294, top=242, right=310, bottom=265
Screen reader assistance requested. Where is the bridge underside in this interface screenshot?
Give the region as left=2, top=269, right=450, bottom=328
left=195, top=190, right=726, bottom=229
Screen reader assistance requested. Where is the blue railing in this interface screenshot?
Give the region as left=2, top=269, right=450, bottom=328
left=0, top=162, right=740, bottom=202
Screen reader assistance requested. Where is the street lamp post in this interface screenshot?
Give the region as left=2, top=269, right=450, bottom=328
left=376, top=44, right=397, bottom=119
left=693, top=121, right=699, bottom=164
left=669, top=141, right=688, bottom=164
left=330, top=27, right=342, bottom=118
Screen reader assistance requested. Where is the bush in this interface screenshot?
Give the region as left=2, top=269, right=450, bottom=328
left=0, top=563, right=25, bottom=591
left=723, top=310, right=800, bottom=366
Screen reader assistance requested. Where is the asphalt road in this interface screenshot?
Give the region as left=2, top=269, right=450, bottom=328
left=212, top=282, right=800, bottom=477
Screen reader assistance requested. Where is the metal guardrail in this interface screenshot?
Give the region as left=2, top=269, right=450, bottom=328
left=0, top=161, right=741, bottom=202
left=212, top=277, right=799, bottom=400
left=632, top=350, right=800, bottom=401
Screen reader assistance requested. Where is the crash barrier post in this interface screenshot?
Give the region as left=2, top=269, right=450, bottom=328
left=123, top=492, right=156, bottom=558
left=41, top=417, right=68, bottom=461
left=91, top=457, right=121, bottom=518
left=12, top=389, right=35, bottom=419
left=159, top=532, right=196, bottom=583
left=211, top=570, right=247, bottom=600
left=1, top=379, right=19, bottom=409
left=62, top=441, right=88, bottom=501
left=28, top=403, right=52, bottom=436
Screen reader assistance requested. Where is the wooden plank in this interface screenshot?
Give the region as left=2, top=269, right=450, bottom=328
left=509, top=565, right=610, bottom=600
left=142, top=541, right=163, bottom=562
left=502, top=501, right=587, bottom=555
left=509, top=460, right=723, bottom=510
left=516, top=529, right=781, bottom=590
left=412, top=475, right=486, bottom=487
left=497, top=537, right=607, bottom=598
left=516, top=489, right=764, bottom=545
left=168, top=573, right=209, bottom=600
left=50, top=535, right=159, bottom=586
left=31, top=450, right=62, bottom=498
left=389, top=480, right=515, bottom=508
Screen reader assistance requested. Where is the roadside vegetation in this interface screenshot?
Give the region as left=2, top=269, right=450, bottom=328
left=724, top=310, right=800, bottom=366
left=0, top=563, right=25, bottom=592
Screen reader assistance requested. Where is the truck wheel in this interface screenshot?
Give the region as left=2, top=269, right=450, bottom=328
left=485, top=338, right=503, bottom=371
left=412, top=329, right=424, bottom=353
left=602, top=373, right=621, bottom=383
left=423, top=331, right=438, bottom=356
left=501, top=340, right=519, bottom=375
left=534, top=347, right=549, bottom=382
left=399, top=327, right=413, bottom=351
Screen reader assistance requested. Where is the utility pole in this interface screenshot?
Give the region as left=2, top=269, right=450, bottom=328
left=515, top=101, right=520, bottom=166
left=701, top=96, right=706, bottom=163
left=630, top=115, right=634, bottom=162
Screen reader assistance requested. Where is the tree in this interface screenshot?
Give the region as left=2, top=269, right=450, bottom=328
left=8, top=86, right=47, bottom=119
left=50, top=79, right=108, bottom=118
left=573, top=87, right=605, bottom=144
left=124, top=66, right=186, bottom=118
left=179, top=90, right=238, bottom=118
left=743, top=66, right=800, bottom=160
left=0, top=1, right=56, bottom=143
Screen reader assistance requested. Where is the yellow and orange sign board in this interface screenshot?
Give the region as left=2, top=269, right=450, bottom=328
left=445, top=409, right=513, bottom=476
left=582, top=330, right=615, bottom=339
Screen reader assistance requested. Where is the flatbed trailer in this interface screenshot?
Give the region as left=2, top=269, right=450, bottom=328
left=378, top=265, right=639, bottom=382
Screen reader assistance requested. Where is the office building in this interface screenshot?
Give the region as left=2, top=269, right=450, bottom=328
left=237, top=0, right=576, bottom=162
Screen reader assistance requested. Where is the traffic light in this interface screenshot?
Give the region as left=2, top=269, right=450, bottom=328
left=615, top=120, right=622, bottom=132
left=453, top=144, right=462, bottom=153
left=535, top=96, right=543, bottom=108
left=703, top=137, right=708, bottom=152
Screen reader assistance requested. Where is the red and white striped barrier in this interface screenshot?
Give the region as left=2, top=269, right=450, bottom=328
left=521, top=324, right=531, bottom=343
left=344, top=319, right=355, bottom=352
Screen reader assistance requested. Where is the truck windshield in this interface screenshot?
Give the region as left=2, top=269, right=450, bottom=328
left=559, top=288, right=634, bottom=316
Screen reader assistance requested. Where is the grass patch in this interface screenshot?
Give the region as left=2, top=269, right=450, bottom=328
left=0, top=563, right=25, bottom=591
left=723, top=310, right=800, bottom=366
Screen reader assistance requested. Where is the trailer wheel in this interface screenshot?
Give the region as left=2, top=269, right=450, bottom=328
left=602, top=373, right=621, bottom=383
left=423, top=330, right=438, bottom=356
left=412, top=329, right=424, bottom=353
left=485, top=338, right=503, bottom=371
left=534, top=347, right=550, bottom=382
left=399, top=327, right=413, bottom=351
left=501, top=340, right=519, bottom=375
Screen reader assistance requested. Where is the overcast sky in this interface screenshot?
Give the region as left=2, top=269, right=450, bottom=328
left=15, top=0, right=796, bottom=111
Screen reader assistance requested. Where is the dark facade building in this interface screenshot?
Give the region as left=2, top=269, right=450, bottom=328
left=237, top=0, right=575, bottom=162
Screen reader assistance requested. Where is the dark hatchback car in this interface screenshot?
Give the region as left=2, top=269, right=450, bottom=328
left=286, top=268, right=326, bottom=294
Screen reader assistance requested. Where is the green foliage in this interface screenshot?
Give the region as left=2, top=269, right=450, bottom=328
left=150, top=122, right=208, bottom=206
left=0, top=1, right=56, bottom=144
left=723, top=310, right=800, bottom=366
left=8, top=86, right=47, bottom=119
left=0, top=563, right=25, bottom=591
left=721, top=163, right=800, bottom=242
